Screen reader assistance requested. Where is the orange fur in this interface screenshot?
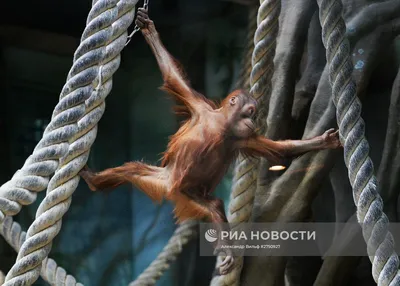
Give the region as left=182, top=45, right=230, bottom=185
left=79, top=15, right=324, bottom=225
left=168, top=193, right=210, bottom=223
left=82, top=162, right=165, bottom=203
left=237, top=135, right=285, bottom=165
left=220, top=89, right=250, bottom=106
left=81, top=93, right=285, bottom=223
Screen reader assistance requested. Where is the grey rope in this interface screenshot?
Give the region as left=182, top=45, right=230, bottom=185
left=211, top=1, right=280, bottom=285
left=3, top=0, right=138, bottom=284
left=129, top=220, right=198, bottom=286
left=0, top=0, right=126, bottom=221
left=317, top=0, right=400, bottom=285
left=0, top=0, right=134, bottom=220
left=234, top=5, right=258, bottom=90
left=0, top=216, right=83, bottom=285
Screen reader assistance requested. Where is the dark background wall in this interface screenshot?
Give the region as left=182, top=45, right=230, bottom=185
left=0, top=0, right=249, bottom=285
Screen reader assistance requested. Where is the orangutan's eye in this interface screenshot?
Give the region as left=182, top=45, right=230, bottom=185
left=248, top=107, right=255, bottom=116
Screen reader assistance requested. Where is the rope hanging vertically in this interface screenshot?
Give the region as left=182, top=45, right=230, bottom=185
left=2, top=0, right=138, bottom=284
left=211, top=1, right=280, bottom=285
left=129, top=220, right=198, bottom=286
left=317, top=0, right=400, bottom=285
left=234, top=6, right=258, bottom=90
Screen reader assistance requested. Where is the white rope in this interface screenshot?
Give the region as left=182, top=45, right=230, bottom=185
left=129, top=220, right=198, bottom=286
left=210, top=1, right=281, bottom=285
left=0, top=0, right=138, bottom=284
left=0, top=216, right=83, bottom=285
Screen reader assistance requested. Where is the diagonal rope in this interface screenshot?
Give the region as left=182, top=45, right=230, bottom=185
left=0, top=0, right=132, bottom=222
left=129, top=220, right=198, bottom=286
left=0, top=216, right=83, bottom=285
left=2, top=0, right=138, bottom=284
left=211, top=1, right=280, bottom=285
left=317, top=0, right=400, bottom=285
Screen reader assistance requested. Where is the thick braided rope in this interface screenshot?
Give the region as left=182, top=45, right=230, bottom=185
left=211, top=1, right=280, bottom=285
left=129, top=220, right=198, bottom=286
left=4, top=0, right=138, bottom=284
left=228, top=0, right=280, bottom=230
left=0, top=216, right=82, bottom=285
left=0, top=1, right=135, bottom=222
left=0, top=0, right=131, bottom=221
left=234, top=5, right=258, bottom=90
left=317, top=0, right=400, bottom=285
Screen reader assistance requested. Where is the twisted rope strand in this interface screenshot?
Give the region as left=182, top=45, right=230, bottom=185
left=129, top=220, right=198, bottom=286
left=0, top=216, right=83, bottom=286
left=210, top=5, right=258, bottom=286
left=211, top=1, right=281, bottom=285
left=229, top=0, right=280, bottom=229
left=0, top=0, right=129, bottom=222
left=3, top=0, right=138, bottom=284
left=234, top=5, right=258, bottom=90
left=317, top=0, right=400, bottom=285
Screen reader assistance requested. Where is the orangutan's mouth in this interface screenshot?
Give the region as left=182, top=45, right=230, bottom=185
left=245, top=123, right=255, bottom=131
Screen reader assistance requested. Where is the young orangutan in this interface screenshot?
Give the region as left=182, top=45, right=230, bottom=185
left=79, top=8, right=341, bottom=275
